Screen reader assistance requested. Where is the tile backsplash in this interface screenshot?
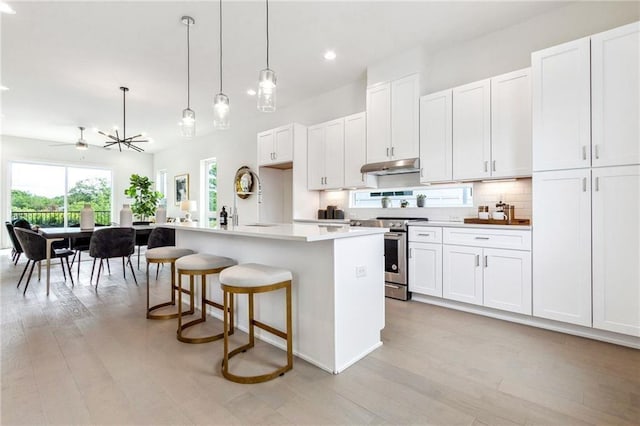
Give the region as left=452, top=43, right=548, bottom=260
left=318, top=178, right=532, bottom=221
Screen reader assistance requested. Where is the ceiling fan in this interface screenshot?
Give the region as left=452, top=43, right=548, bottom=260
left=48, top=126, right=91, bottom=150
left=96, top=87, right=148, bottom=152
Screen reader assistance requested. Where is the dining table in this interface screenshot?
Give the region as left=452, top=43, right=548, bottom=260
left=37, top=224, right=154, bottom=295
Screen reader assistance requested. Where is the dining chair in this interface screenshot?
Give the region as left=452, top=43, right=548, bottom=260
left=69, top=223, right=108, bottom=278
left=5, top=222, right=24, bottom=265
left=132, top=221, right=151, bottom=269
left=89, top=227, right=137, bottom=288
left=13, top=227, right=75, bottom=295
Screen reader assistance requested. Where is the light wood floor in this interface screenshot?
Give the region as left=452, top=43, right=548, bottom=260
left=1, top=249, right=639, bottom=425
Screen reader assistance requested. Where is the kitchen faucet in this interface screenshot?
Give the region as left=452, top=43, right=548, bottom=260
left=231, top=167, right=262, bottom=227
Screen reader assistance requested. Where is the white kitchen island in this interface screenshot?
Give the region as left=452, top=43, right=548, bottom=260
left=162, top=222, right=387, bottom=374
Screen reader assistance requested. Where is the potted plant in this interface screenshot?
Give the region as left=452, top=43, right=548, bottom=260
left=381, top=196, right=391, bottom=208
left=416, top=194, right=426, bottom=208
left=124, top=174, right=163, bottom=223
left=400, top=200, right=409, bottom=208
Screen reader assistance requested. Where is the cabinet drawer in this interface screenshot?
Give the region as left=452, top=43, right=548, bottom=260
left=409, top=226, right=442, bottom=243
left=443, top=227, right=531, bottom=250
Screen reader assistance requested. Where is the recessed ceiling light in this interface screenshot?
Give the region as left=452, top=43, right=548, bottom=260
left=0, top=85, right=8, bottom=91
left=247, top=89, right=256, bottom=96
left=324, top=50, right=336, bottom=61
left=0, top=2, right=16, bottom=14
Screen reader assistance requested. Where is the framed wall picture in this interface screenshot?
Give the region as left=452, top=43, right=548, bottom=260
left=175, top=173, right=189, bottom=205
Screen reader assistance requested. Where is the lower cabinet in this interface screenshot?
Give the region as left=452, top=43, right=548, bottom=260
left=483, top=248, right=532, bottom=315
left=408, top=242, right=442, bottom=297
left=442, top=245, right=483, bottom=305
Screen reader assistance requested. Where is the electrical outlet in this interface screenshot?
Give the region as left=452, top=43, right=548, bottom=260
left=356, top=265, right=366, bottom=278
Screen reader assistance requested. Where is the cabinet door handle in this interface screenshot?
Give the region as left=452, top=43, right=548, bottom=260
left=386, top=147, right=389, bottom=157
left=484, top=255, right=488, bottom=268
left=274, top=152, right=277, bottom=160
left=484, top=161, right=488, bottom=172
left=476, top=254, right=480, bottom=267
left=409, top=248, right=413, bottom=259
left=391, top=147, right=395, bottom=157
left=420, top=168, right=424, bottom=178
left=595, top=144, right=600, bottom=159
left=417, top=233, right=432, bottom=237
left=474, top=236, right=490, bottom=240
left=492, top=160, right=496, bottom=172
left=582, top=177, right=587, bottom=192
left=595, top=176, right=600, bottom=192
left=582, top=145, right=587, bottom=160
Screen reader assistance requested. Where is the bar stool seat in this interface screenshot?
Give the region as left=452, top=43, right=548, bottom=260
left=219, top=263, right=293, bottom=384
left=175, top=253, right=237, bottom=344
left=146, top=244, right=196, bottom=320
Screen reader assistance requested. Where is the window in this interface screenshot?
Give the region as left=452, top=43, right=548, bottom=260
left=10, top=162, right=112, bottom=226
left=202, top=158, right=217, bottom=225
left=156, top=169, right=168, bottom=206
left=351, top=184, right=473, bottom=208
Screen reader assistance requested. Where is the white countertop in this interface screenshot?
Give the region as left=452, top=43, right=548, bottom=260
left=162, top=221, right=387, bottom=242
left=409, top=220, right=532, bottom=230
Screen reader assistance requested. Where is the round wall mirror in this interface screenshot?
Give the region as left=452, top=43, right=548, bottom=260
left=234, top=166, right=254, bottom=199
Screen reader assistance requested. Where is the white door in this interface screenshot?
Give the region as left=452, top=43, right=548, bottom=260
left=491, top=68, right=532, bottom=178
left=257, top=130, right=274, bottom=166
left=592, top=22, right=640, bottom=168
left=532, top=169, right=592, bottom=326
left=483, top=248, right=532, bottom=315
left=274, top=125, right=293, bottom=164
left=419, top=90, right=452, bottom=183
left=408, top=242, right=442, bottom=297
left=452, top=79, right=491, bottom=180
left=532, top=37, right=591, bottom=172
left=344, top=112, right=375, bottom=188
left=307, top=125, right=325, bottom=190
left=366, top=82, right=391, bottom=163
left=592, top=165, right=640, bottom=336
left=443, top=244, right=483, bottom=305
left=324, top=119, right=345, bottom=189
left=391, top=73, right=420, bottom=160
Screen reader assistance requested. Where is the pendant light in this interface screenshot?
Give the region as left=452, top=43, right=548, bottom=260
left=213, top=0, right=230, bottom=129
left=257, top=0, right=276, bottom=112
left=181, top=16, right=196, bottom=138
left=75, top=126, right=88, bottom=150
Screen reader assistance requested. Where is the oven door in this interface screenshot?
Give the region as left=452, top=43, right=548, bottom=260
left=384, top=231, right=407, bottom=285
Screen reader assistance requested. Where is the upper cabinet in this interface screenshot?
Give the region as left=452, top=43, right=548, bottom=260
left=532, top=21, right=639, bottom=171
left=491, top=68, right=532, bottom=178
left=344, top=112, right=377, bottom=189
left=452, top=78, right=492, bottom=181
left=366, top=73, right=419, bottom=163
left=419, top=90, right=452, bottom=183
left=258, top=124, right=295, bottom=167
left=307, top=119, right=345, bottom=190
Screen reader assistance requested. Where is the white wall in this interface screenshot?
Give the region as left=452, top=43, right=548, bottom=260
left=1, top=134, right=154, bottom=247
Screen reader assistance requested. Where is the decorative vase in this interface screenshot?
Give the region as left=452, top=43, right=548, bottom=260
left=120, top=204, right=133, bottom=227
left=381, top=198, right=390, bottom=208
left=417, top=198, right=425, bottom=208
left=155, top=205, right=167, bottom=224
left=80, top=204, right=95, bottom=230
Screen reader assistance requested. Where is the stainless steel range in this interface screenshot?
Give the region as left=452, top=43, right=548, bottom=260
left=350, top=217, right=427, bottom=301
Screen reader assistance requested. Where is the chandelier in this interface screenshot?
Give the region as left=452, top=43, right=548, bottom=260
left=97, top=87, right=148, bottom=152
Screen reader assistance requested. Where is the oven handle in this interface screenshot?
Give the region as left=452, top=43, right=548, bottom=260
left=385, top=283, right=403, bottom=289
left=385, top=232, right=405, bottom=240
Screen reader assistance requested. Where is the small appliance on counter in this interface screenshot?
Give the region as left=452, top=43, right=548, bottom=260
left=465, top=202, right=530, bottom=225
left=318, top=205, right=345, bottom=220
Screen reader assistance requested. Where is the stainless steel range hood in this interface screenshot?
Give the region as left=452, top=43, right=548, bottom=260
left=360, top=158, right=420, bottom=175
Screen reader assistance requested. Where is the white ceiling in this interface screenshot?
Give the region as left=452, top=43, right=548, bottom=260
left=1, top=1, right=568, bottom=153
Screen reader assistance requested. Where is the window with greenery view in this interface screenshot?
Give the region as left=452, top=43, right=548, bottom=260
left=10, top=162, right=112, bottom=227
left=203, top=159, right=217, bottom=225
left=350, top=184, right=473, bottom=208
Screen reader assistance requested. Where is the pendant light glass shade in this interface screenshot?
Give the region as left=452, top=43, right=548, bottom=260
left=213, top=93, right=230, bottom=129
left=181, top=107, right=196, bottom=137
left=181, top=16, right=195, bottom=138
left=257, top=68, right=276, bottom=112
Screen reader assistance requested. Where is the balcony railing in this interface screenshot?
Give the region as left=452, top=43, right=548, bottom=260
left=11, top=210, right=112, bottom=227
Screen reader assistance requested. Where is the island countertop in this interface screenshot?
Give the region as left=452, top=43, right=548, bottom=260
left=161, top=221, right=387, bottom=242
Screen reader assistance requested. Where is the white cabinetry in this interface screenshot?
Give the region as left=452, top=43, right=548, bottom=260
left=366, top=73, right=419, bottom=164
left=491, top=68, right=532, bottom=178
left=442, top=227, right=532, bottom=314
left=307, top=119, right=344, bottom=190
left=408, top=227, right=443, bottom=297
left=532, top=169, right=592, bottom=327
left=592, top=165, right=640, bottom=336
left=344, top=112, right=377, bottom=188
left=591, top=22, right=640, bottom=167
left=258, top=124, right=295, bottom=167
left=419, top=90, right=452, bottom=183
left=452, top=79, right=491, bottom=180
left=533, top=22, right=639, bottom=171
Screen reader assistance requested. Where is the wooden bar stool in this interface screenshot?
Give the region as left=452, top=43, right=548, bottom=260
left=219, top=263, right=293, bottom=384
left=145, top=228, right=196, bottom=319
left=175, top=253, right=237, bottom=344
